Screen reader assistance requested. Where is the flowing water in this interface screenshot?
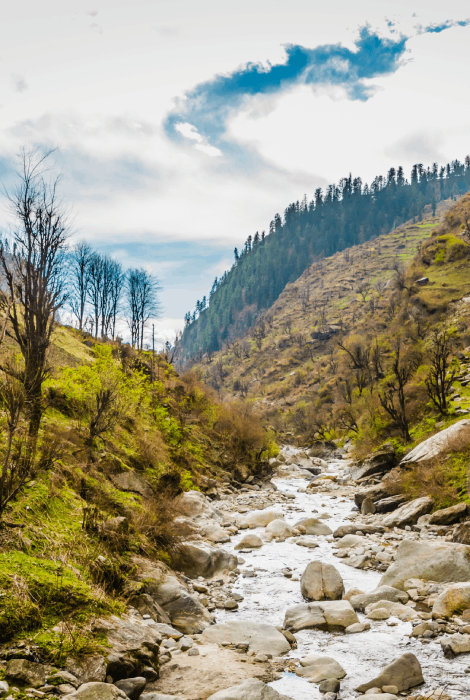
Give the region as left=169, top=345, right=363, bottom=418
left=214, top=463, right=470, bottom=699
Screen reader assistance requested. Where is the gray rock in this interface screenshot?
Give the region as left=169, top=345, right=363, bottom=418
left=350, top=446, right=395, bottom=481
left=201, top=620, right=290, bottom=656
left=176, top=491, right=219, bottom=520
left=355, top=652, right=423, bottom=693
left=374, top=495, right=407, bottom=513
left=361, top=497, right=376, bottom=515
left=294, top=518, right=332, bottom=536
left=295, top=655, right=345, bottom=683
left=401, top=419, right=470, bottom=464
left=453, top=521, right=470, bottom=544
left=432, top=582, right=470, bottom=619
left=0, top=681, right=9, bottom=697
left=148, top=624, right=182, bottom=639
left=140, top=695, right=183, bottom=700
left=295, top=537, right=319, bottom=549
left=235, top=534, right=263, bottom=550
left=350, top=586, right=408, bottom=612
left=65, top=656, right=107, bottom=685
left=319, top=679, right=341, bottom=694
left=47, top=672, right=79, bottom=688
left=114, top=678, right=146, bottom=700
left=110, top=472, right=153, bottom=498
left=238, top=509, right=284, bottom=528
left=63, top=683, right=128, bottom=700
left=354, top=484, right=389, bottom=508
left=5, top=660, right=46, bottom=688
left=266, top=520, right=294, bottom=538
left=380, top=540, right=470, bottom=590
left=345, top=622, right=370, bottom=634
left=284, top=600, right=359, bottom=632
left=127, top=594, right=171, bottom=625
left=202, top=523, right=230, bottom=543
left=172, top=542, right=237, bottom=578
left=205, top=679, right=292, bottom=700
left=335, top=534, right=367, bottom=549
left=440, top=633, right=470, bottom=658
left=301, top=561, right=344, bottom=601
left=382, top=497, right=435, bottom=528
left=92, top=616, right=161, bottom=680
left=333, top=523, right=385, bottom=538
left=429, top=502, right=467, bottom=525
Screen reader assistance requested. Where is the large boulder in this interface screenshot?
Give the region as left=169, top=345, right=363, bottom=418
left=284, top=600, right=359, bottom=632
left=200, top=620, right=290, bottom=656
left=110, top=472, right=153, bottom=498
left=401, top=420, right=470, bottom=464
left=295, top=655, right=346, bottom=683
left=201, top=523, right=230, bottom=543
left=62, top=683, right=128, bottom=700
left=127, top=594, right=171, bottom=625
left=294, top=518, right=332, bottom=536
left=64, top=657, right=107, bottom=685
left=5, top=660, right=46, bottom=688
left=238, top=509, right=284, bottom=528
left=355, top=652, right=423, bottom=693
left=300, top=561, right=344, bottom=601
left=205, top=679, right=292, bottom=700
left=382, top=497, right=434, bottom=528
left=145, top=573, right=213, bottom=633
left=176, top=491, right=219, bottom=520
left=432, top=583, right=470, bottom=619
left=429, top=502, right=468, bottom=525
left=440, top=633, right=470, bottom=658
left=171, top=542, right=237, bottom=578
left=354, top=484, right=389, bottom=508
left=453, top=522, right=470, bottom=544
left=235, top=534, right=263, bottom=550
left=380, top=540, right=470, bottom=590
left=92, top=616, right=161, bottom=681
left=375, top=495, right=407, bottom=513
left=350, top=446, right=396, bottom=481
left=265, top=520, right=294, bottom=538
left=333, top=523, right=385, bottom=538
left=350, top=586, right=408, bottom=612
left=114, top=678, right=146, bottom=700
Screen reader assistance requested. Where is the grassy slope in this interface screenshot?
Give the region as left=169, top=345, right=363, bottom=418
left=196, top=195, right=470, bottom=507
left=0, top=330, right=276, bottom=653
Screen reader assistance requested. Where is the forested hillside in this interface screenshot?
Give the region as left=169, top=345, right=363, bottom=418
left=182, top=157, right=470, bottom=361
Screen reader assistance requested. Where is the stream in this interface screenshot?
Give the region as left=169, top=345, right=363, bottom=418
left=213, top=458, right=470, bottom=699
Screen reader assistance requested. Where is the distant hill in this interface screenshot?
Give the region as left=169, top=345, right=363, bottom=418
left=181, top=157, right=470, bottom=362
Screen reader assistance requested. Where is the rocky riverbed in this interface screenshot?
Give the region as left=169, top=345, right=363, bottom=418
left=4, top=440, right=470, bottom=700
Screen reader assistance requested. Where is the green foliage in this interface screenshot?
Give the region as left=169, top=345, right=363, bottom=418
left=179, top=469, right=200, bottom=491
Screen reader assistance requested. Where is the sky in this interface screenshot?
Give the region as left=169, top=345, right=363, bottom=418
left=1, top=1, right=470, bottom=346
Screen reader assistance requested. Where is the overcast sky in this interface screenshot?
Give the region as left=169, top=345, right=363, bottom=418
left=1, top=1, right=469, bottom=344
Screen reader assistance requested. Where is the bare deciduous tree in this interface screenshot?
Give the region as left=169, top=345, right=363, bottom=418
left=425, top=329, right=458, bottom=414
left=70, top=241, right=93, bottom=331
left=0, top=148, right=69, bottom=436
left=379, top=341, right=417, bottom=442
left=126, top=268, right=161, bottom=349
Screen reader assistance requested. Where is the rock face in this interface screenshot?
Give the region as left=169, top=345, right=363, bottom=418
left=350, top=586, right=409, bottom=612
left=92, top=616, right=161, bottom=681
left=63, top=683, right=128, bottom=700
left=171, top=542, right=237, bottom=578
left=432, top=582, right=470, bottom=619
left=401, top=419, right=470, bottom=464
left=205, top=679, right=292, bottom=700
left=5, top=659, right=46, bottom=688
left=355, top=652, right=424, bottom=693
left=350, top=446, right=395, bottom=481
left=382, top=497, right=435, bottom=528
left=110, top=472, right=153, bottom=498
left=429, top=502, right=468, bottom=525
left=238, top=509, right=284, bottom=528
left=295, top=655, right=346, bottom=683
left=380, top=540, right=470, bottom=590
left=201, top=620, right=290, bottom=656
left=294, top=518, right=332, bottom=536
left=234, top=534, right=263, bottom=550
left=284, top=600, right=359, bottom=632
left=300, top=561, right=344, bottom=601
